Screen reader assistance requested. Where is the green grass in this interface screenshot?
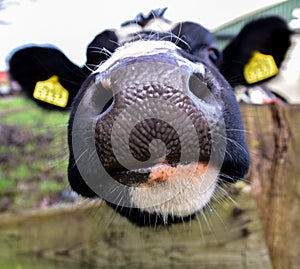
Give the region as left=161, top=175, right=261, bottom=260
left=40, top=181, right=64, bottom=194
left=0, top=96, right=69, bottom=126
left=0, top=179, right=14, bottom=195
left=0, top=96, right=29, bottom=109
left=10, top=164, right=31, bottom=181
left=0, top=95, right=71, bottom=212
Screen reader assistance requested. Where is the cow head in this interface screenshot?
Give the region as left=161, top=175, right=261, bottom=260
left=220, top=16, right=295, bottom=104
left=9, top=9, right=250, bottom=226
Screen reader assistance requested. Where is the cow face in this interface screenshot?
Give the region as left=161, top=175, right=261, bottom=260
left=8, top=9, right=250, bottom=226
left=68, top=9, right=249, bottom=226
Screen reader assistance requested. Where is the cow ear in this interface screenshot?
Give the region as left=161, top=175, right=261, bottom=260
left=8, top=46, right=87, bottom=110
left=220, top=16, right=293, bottom=86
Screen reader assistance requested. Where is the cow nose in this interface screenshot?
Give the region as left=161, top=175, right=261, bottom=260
left=93, top=53, right=215, bottom=174
left=95, top=54, right=209, bottom=119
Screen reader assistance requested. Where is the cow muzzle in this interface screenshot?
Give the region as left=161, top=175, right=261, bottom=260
left=70, top=41, right=227, bottom=214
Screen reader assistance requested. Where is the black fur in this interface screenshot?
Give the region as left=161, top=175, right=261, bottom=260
left=84, top=30, right=119, bottom=73
left=9, top=46, right=86, bottom=109
left=220, top=16, right=293, bottom=86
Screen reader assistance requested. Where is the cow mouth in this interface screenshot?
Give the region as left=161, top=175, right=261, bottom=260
left=117, top=160, right=218, bottom=219
left=109, top=160, right=209, bottom=186
left=106, top=159, right=218, bottom=226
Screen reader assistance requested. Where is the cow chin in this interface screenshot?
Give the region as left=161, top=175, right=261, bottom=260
left=129, top=162, right=218, bottom=219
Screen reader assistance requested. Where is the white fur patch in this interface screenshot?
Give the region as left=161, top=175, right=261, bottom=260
left=143, top=18, right=175, bottom=33
left=129, top=162, right=219, bottom=219
left=94, top=40, right=205, bottom=78
left=115, top=18, right=175, bottom=44
left=265, top=33, right=300, bottom=103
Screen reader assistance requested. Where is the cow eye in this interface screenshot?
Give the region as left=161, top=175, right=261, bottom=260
left=208, top=48, right=220, bottom=64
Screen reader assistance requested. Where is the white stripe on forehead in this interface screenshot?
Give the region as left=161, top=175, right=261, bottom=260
left=94, top=40, right=205, bottom=76
left=143, top=18, right=175, bottom=32
left=115, top=18, right=176, bottom=44
left=94, top=40, right=178, bottom=74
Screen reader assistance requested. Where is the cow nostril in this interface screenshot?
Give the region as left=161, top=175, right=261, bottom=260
left=92, top=78, right=115, bottom=115
left=100, top=96, right=114, bottom=114
left=188, top=74, right=211, bottom=101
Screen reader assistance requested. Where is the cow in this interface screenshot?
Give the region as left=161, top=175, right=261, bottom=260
left=8, top=9, right=250, bottom=226
left=220, top=16, right=298, bottom=104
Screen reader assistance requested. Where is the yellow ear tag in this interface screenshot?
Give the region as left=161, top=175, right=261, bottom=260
left=33, top=75, right=69, bottom=107
left=244, top=51, right=278, bottom=84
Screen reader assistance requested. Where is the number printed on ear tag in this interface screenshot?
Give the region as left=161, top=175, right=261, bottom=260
left=33, top=76, right=69, bottom=107
left=244, top=51, right=278, bottom=84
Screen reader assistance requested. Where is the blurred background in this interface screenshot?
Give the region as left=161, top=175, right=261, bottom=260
left=1, top=0, right=299, bottom=93
left=1, top=0, right=298, bottom=71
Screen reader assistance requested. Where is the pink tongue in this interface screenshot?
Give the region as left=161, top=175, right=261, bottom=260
left=148, top=162, right=208, bottom=183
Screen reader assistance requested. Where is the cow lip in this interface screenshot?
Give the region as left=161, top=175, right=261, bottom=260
left=112, top=161, right=189, bottom=176
left=109, top=161, right=209, bottom=187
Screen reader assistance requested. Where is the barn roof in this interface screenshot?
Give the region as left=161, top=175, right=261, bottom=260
left=214, top=0, right=300, bottom=49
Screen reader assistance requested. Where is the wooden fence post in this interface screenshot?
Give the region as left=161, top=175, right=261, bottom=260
left=242, top=104, right=300, bottom=269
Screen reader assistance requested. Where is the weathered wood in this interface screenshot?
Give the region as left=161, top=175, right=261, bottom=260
left=241, top=105, right=300, bottom=269
left=0, top=189, right=271, bottom=269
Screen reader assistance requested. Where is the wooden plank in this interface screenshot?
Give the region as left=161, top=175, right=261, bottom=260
left=0, top=187, right=271, bottom=269
left=241, top=105, right=300, bottom=269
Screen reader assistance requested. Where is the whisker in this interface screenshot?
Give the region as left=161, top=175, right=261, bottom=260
left=226, top=128, right=252, bottom=134
left=73, top=148, right=89, bottom=166
left=217, top=184, right=240, bottom=208
left=83, top=63, right=94, bottom=73
left=194, top=213, right=205, bottom=241
left=199, top=209, right=214, bottom=234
